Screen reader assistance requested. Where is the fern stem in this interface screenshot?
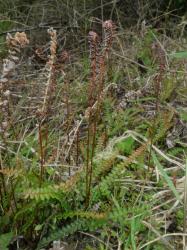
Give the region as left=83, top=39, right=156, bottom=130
left=76, top=130, right=79, bottom=166
left=86, top=121, right=97, bottom=208
left=38, top=122, right=45, bottom=184
left=85, top=116, right=91, bottom=208
left=10, top=179, right=17, bottom=211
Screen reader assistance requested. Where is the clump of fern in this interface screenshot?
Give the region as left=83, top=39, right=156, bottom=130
left=1, top=15, right=187, bottom=250
left=0, top=32, right=29, bottom=221
left=85, top=20, right=116, bottom=207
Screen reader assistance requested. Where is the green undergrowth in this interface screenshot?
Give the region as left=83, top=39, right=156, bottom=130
left=1, top=23, right=187, bottom=250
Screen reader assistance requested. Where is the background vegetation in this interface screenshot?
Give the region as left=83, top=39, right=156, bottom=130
left=1, top=0, right=187, bottom=249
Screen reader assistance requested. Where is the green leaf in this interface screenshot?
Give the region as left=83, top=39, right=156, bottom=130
left=178, top=109, right=187, bottom=122
left=0, top=232, right=13, bottom=250
left=131, top=217, right=137, bottom=250
left=152, top=152, right=181, bottom=203
left=116, top=137, right=135, bottom=155
left=170, top=51, right=187, bottom=59
left=46, top=167, right=55, bottom=176
left=35, top=224, right=43, bottom=231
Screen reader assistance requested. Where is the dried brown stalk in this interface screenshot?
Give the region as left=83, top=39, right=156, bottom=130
left=41, top=27, right=57, bottom=117
left=0, top=32, right=29, bottom=212
left=0, top=32, right=29, bottom=142
left=85, top=21, right=115, bottom=208
left=38, top=27, right=57, bottom=183
left=147, top=42, right=167, bottom=172
left=152, top=42, right=166, bottom=112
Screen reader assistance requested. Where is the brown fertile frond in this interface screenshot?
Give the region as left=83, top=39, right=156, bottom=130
left=85, top=83, right=116, bottom=120
left=3, top=32, right=29, bottom=80
left=0, top=32, right=29, bottom=141
left=36, top=28, right=58, bottom=184
left=123, top=141, right=148, bottom=168
left=0, top=168, right=23, bottom=178
left=85, top=22, right=115, bottom=208
left=88, top=31, right=99, bottom=107
left=55, top=50, right=69, bottom=75
left=152, top=42, right=166, bottom=70
left=40, top=27, right=57, bottom=117
left=47, top=28, right=57, bottom=66
left=102, top=20, right=115, bottom=59
left=97, top=20, right=115, bottom=97
left=152, top=42, right=167, bottom=112
left=6, top=32, right=29, bottom=49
